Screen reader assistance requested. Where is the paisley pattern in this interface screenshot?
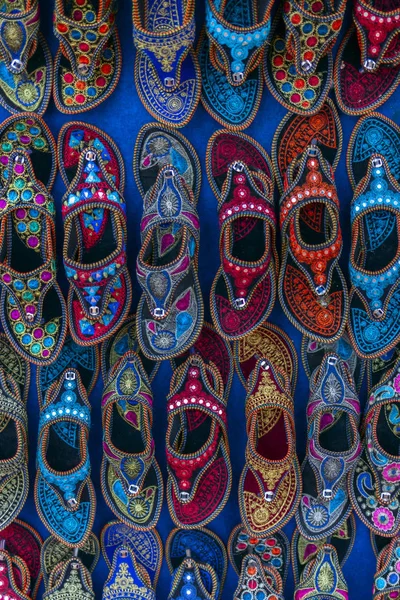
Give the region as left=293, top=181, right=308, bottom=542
left=102, top=546, right=155, bottom=600
left=294, top=545, right=348, bottom=600
left=43, top=558, right=95, bottom=599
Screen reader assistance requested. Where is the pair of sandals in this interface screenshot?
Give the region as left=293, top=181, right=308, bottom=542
left=0, top=0, right=121, bottom=115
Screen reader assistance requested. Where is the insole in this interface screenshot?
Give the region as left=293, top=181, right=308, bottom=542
left=299, top=203, right=332, bottom=245
left=256, top=412, right=288, bottom=461
left=110, top=403, right=144, bottom=453
left=223, top=0, right=254, bottom=27
left=319, top=412, right=353, bottom=453
left=10, top=214, right=43, bottom=272
left=362, top=212, right=398, bottom=271
left=149, top=225, right=184, bottom=267
left=232, top=219, right=267, bottom=262
left=171, top=412, right=212, bottom=455
left=0, top=419, right=17, bottom=459
left=377, top=403, right=400, bottom=455
left=47, top=425, right=81, bottom=472
left=146, top=0, right=183, bottom=31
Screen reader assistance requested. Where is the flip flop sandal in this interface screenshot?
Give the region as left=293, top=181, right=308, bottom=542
left=233, top=321, right=298, bottom=392
left=291, top=514, right=356, bottom=586
left=101, top=351, right=163, bottom=531
left=239, top=358, right=302, bottom=537
left=166, top=356, right=231, bottom=528
left=41, top=533, right=99, bottom=589
left=0, top=519, right=42, bottom=599
left=35, top=369, right=96, bottom=547
left=294, top=544, right=348, bottom=600
left=296, top=353, right=361, bottom=540
left=166, top=527, right=227, bottom=600
left=58, top=121, right=131, bottom=347
left=101, top=520, right=163, bottom=588
left=0, top=1, right=52, bottom=115
left=170, top=321, right=234, bottom=402
left=301, top=332, right=366, bottom=392
left=0, top=549, right=31, bottom=600
left=372, top=537, right=400, bottom=599
left=197, top=0, right=272, bottom=130
left=37, top=334, right=100, bottom=407
left=43, top=557, right=94, bottom=599
left=101, top=314, right=159, bottom=384
left=53, top=0, right=121, bottom=113
left=228, top=523, right=290, bottom=585
left=278, top=142, right=348, bottom=343
left=132, top=0, right=201, bottom=127
left=368, top=346, right=400, bottom=395
left=103, top=545, right=155, bottom=600
left=264, top=0, right=345, bottom=115
left=233, top=554, right=285, bottom=600
left=272, top=99, right=343, bottom=195
left=350, top=356, right=400, bottom=537
left=206, top=130, right=277, bottom=340
left=168, top=555, right=219, bottom=600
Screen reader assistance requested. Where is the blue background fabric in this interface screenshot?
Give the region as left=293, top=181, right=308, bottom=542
left=8, top=1, right=400, bottom=598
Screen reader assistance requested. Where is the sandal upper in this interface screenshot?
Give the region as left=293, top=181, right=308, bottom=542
left=0, top=0, right=40, bottom=74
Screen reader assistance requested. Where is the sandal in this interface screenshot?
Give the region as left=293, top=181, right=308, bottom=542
left=168, top=555, right=219, bottom=600
left=1, top=519, right=42, bottom=599
left=206, top=129, right=278, bottom=340
left=58, top=121, right=131, bottom=346
left=265, top=0, right=345, bottom=115
left=197, top=0, right=272, bottom=130
left=103, top=545, right=156, bottom=599
left=35, top=369, right=96, bottom=547
left=43, top=557, right=94, bottom=599
left=239, top=358, right=301, bottom=537
left=101, top=351, right=163, bottom=531
left=0, top=114, right=67, bottom=365
left=0, top=549, right=31, bottom=600
left=233, top=555, right=285, bottom=600
left=334, top=3, right=400, bottom=115
left=101, top=520, right=163, bottom=588
left=296, top=353, right=361, bottom=540
left=41, top=533, right=99, bottom=590
left=135, top=128, right=203, bottom=360
left=0, top=0, right=52, bottom=115
left=294, top=544, right=348, bottom=600
left=166, top=356, right=231, bottom=528
left=133, top=0, right=201, bottom=127
left=368, top=346, right=400, bottom=395
left=278, top=141, right=348, bottom=342
left=373, top=537, right=400, bottom=599
left=53, top=0, right=121, bottom=113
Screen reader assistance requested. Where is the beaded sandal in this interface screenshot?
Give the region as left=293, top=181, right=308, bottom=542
left=293, top=544, right=348, bottom=600
left=166, top=528, right=227, bottom=600
left=233, top=555, right=285, bottom=600
left=265, top=0, right=345, bottom=115
left=372, top=537, right=400, bottom=599
left=168, top=555, right=219, bottom=600
left=101, top=520, right=163, bottom=588
left=296, top=353, right=361, bottom=540
left=334, top=2, right=400, bottom=116
left=166, top=356, right=231, bottom=528
left=198, top=0, right=272, bottom=130
left=35, top=369, right=96, bottom=547
left=133, top=0, right=200, bottom=127
left=58, top=122, right=131, bottom=347
left=0, top=114, right=67, bottom=365
left=101, top=351, right=163, bottom=531
left=103, top=545, right=156, bottom=600
left=228, top=524, right=290, bottom=585
left=41, top=533, right=99, bottom=589
left=278, top=142, right=348, bottom=342
left=53, top=0, right=121, bottom=113
left=135, top=130, right=203, bottom=360
left=239, top=358, right=301, bottom=537
left=207, top=130, right=277, bottom=341
left=291, top=514, right=356, bottom=586
left=0, top=0, right=52, bottom=115
left=43, top=557, right=95, bottom=599
left=350, top=356, right=400, bottom=537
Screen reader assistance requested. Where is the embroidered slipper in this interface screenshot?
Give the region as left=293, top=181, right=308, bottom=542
left=1, top=519, right=42, bottom=599
left=166, top=356, right=231, bottom=528
left=294, top=544, right=348, bottom=600
left=0, top=1, right=52, bottom=115
left=101, top=520, right=163, bottom=588
left=43, top=557, right=94, bottom=599
left=0, top=549, right=31, bottom=600
left=291, top=514, right=356, bottom=586
left=206, top=130, right=277, bottom=340
left=372, top=537, right=400, bottom=599
left=368, top=346, right=400, bottom=395
left=197, top=0, right=272, bottom=130
left=170, top=321, right=234, bottom=401
left=233, top=555, right=285, bottom=600
left=228, top=523, right=290, bottom=585
left=166, top=528, right=227, bottom=600
left=58, top=121, right=131, bottom=347
left=272, top=100, right=343, bottom=195
left=350, top=356, right=400, bottom=537
left=133, top=0, right=200, bottom=127
left=168, top=555, right=219, bottom=600
left=35, top=369, right=96, bottom=547
left=302, top=332, right=366, bottom=392
left=265, top=0, right=345, bottom=115
left=101, top=351, right=163, bottom=531
left=0, top=115, right=66, bottom=365
left=296, top=353, right=361, bottom=540
left=41, top=533, right=99, bottom=589
left=239, top=358, right=302, bottom=537
left=53, top=0, right=121, bottom=113
left=279, top=142, right=348, bottom=342
left=103, top=545, right=155, bottom=600
left=233, top=321, right=298, bottom=391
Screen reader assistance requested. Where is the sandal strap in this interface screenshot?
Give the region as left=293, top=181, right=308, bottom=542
left=0, top=373, right=26, bottom=476
left=294, top=545, right=347, bottom=600
left=354, top=0, right=400, bottom=71
left=168, top=558, right=215, bottom=600
left=0, top=0, right=40, bottom=74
